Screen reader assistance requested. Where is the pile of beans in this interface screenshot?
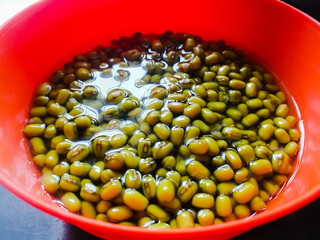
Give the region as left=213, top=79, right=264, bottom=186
left=23, top=31, right=300, bottom=229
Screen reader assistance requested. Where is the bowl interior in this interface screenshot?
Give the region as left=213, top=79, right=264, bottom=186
left=0, top=0, right=320, bottom=239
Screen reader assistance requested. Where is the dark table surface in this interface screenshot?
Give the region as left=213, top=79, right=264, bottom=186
left=1, top=1, right=320, bottom=240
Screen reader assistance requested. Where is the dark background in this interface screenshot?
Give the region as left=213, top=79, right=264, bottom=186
left=1, top=1, right=320, bottom=239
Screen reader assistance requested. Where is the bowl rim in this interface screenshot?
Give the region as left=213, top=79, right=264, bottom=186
left=0, top=0, right=320, bottom=237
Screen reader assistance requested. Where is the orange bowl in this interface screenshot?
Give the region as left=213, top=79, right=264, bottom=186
left=0, top=0, right=320, bottom=239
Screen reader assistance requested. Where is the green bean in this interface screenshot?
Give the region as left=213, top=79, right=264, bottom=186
left=110, top=133, right=128, bottom=148
left=289, top=128, right=301, bottom=142
left=67, top=144, right=91, bottom=163
left=104, top=152, right=125, bottom=171
left=146, top=204, right=170, bottom=222
left=161, top=156, right=176, bottom=170
left=226, top=108, right=242, bottom=121
left=47, top=103, right=67, bottom=117
left=88, top=161, right=104, bottom=181
left=286, top=115, right=298, bottom=128
left=81, top=201, right=96, bottom=219
left=152, top=141, right=174, bottom=159
left=214, top=164, right=234, bottom=182
left=41, top=173, right=60, bottom=194
left=234, top=204, right=251, bottom=219
left=123, top=188, right=149, bottom=211
left=233, top=182, right=257, bottom=204
left=176, top=210, right=194, bottom=228
left=183, top=104, right=201, bottom=118
left=63, top=122, right=78, bottom=140
left=70, top=161, right=91, bottom=177
left=150, top=86, right=168, bottom=99
left=30, top=106, right=47, bottom=117
left=165, top=170, right=181, bottom=188
left=249, top=196, right=266, bottom=212
left=172, top=116, right=190, bottom=128
left=30, top=137, right=47, bottom=155
left=201, top=108, right=218, bottom=124
left=139, top=157, right=157, bottom=174
left=128, top=131, right=146, bottom=147
left=177, top=180, right=198, bottom=203
left=262, top=179, right=280, bottom=196
left=154, top=123, right=171, bottom=140
left=100, top=179, right=123, bottom=200
left=124, top=169, right=141, bottom=189
left=24, top=123, right=46, bottom=137
left=201, top=136, right=220, bottom=156
left=192, top=120, right=210, bottom=134
left=33, top=154, right=46, bottom=168
left=160, top=110, right=173, bottom=125
left=188, top=139, right=209, bottom=155
left=80, top=182, right=101, bottom=202
left=193, top=84, right=207, bottom=98
left=274, top=128, right=291, bottom=144
left=284, top=141, right=300, bottom=157
left=197, top=209, right=215, bottom=226
left=271, top=150, right=291, bottom=174
left=60, top=173, right=81, bottom=192
left=187, top=96, right=206, bottom=108
left=258, top=124, right=274, bottom=141
left=157, top=179, right=176, bottom=203
left=217, top=182, right=237, bottom=196
left=205, top=52, right=219, bottom=66
left=242, top=113, right=259, bottom=127
left=249, top=159, right=273, bottom=175
left=186, top=160, right=210, bottom=180
left=224, top=150, right=242, bottom=170
left=215, top=195, right=232, bottom=218
left=107, top=205, right=133, bottom=223
left=222, top=127, right=242, bottom=141
left=170, top=126, right=184, bottom=146
left=61, top=192, right=81, bottom=213
left=192, top=193, right=214, bottom=208
left=142, top=175, right=157, bottom=199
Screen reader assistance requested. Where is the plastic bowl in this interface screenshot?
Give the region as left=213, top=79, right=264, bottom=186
left=0, top=0, right=320, bottom=239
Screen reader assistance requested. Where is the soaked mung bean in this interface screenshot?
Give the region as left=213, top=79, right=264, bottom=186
left=24, top=31, right=300, bottom=228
